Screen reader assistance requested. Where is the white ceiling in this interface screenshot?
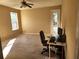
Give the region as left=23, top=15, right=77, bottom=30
left=0, top=0, right=62, bottom=10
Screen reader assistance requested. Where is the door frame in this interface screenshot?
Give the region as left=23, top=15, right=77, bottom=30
left=0, top=38, right=3, bottom=59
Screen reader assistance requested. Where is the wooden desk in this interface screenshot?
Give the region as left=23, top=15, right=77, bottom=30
left=47, top=40, right=66, bottom=59
left=48, top=42, right=66, bottom=46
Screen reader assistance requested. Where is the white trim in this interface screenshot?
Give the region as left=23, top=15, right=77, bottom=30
left=23, top=33, right=50, bottom=36
left=23, top=33, right=39, bottom=35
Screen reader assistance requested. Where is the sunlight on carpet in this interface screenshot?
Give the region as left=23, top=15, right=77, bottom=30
left=3, top=38, right=16, bottom=59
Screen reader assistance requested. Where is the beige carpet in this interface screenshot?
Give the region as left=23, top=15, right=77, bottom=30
left=2, top=34, right=56, bottom=59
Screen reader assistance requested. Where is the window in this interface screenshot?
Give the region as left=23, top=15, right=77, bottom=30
left=51, top=9, right=60, bottom=38
left=10, top=12, right=19, bottom=31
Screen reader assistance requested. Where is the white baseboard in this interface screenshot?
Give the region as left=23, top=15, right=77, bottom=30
left=23, top=33, right=39, bottom=35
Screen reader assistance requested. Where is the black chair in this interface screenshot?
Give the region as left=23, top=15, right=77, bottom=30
left=57, top=27, right=63, bottom=42
left=56, top=27, right=66, bottom=59
left=57, top=27, right=66, bottom=42
left=39, top=31, right=49, bottom=54
left=39, top=31, right=56, bottom=55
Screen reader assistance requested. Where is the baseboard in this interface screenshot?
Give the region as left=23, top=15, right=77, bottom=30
left=23, top=33, right=39, bottom=35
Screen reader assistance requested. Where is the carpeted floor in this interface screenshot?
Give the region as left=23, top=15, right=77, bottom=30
left=2, top=34, right=57, bottom=59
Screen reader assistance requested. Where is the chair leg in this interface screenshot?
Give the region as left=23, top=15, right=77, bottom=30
left=41, top=50, right=46, bottom=54
left=43, top=48, right=47, bottom=50
left=41, top=47, right=49, bottom=54
left=41, top=46, right=55, bottom=54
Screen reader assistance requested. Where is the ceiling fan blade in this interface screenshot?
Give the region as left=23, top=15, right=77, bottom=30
left=26, top=4, right=32, bottom=8
left=20, top=4, right=32, bottom=8
left=27, top=3, right=34, bottom=5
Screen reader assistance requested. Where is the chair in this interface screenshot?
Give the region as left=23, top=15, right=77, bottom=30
left=57, top=27, right=63, bottom=42
left=39, top=31, right=56, bottom=55
left=39, top=31, right=49, bottom=54
left=57, top=27, right=66, bottom=42
left=56, top=27, right=63, bottom=52
left=56, top=27, right=66, bottom=59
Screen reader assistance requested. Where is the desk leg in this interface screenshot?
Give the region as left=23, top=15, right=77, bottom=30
left=62, top=47, right=65, bottom=59
left=49, top=44, right=50, bottom=59
left=64, top=45, right=66, bottom=59
left=62, top=47, right=63, bottom=59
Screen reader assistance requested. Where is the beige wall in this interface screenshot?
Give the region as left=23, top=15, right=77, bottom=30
left=62, top=0, right=77, bottom=59
left=0, top=5, right=22, bottom=41
left=21, top=6, right=61, bottom=35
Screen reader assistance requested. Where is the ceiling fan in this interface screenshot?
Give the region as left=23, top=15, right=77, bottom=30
left=20, top=0, right=34, bottom=8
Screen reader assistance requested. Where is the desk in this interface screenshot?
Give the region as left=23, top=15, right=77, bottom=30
left=47, top=40, right=66, bottom=59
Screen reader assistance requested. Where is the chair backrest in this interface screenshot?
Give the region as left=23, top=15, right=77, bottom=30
left=57, top=27, right=63, bottom=42
left=39, top=31, right=45, bottom=44
left=57, top=27, right=66, bottom=42
left=58, top=27, right=63, bottom=36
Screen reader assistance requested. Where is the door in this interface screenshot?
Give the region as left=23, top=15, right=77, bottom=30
left=76, top=0, right=79, bottom=59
